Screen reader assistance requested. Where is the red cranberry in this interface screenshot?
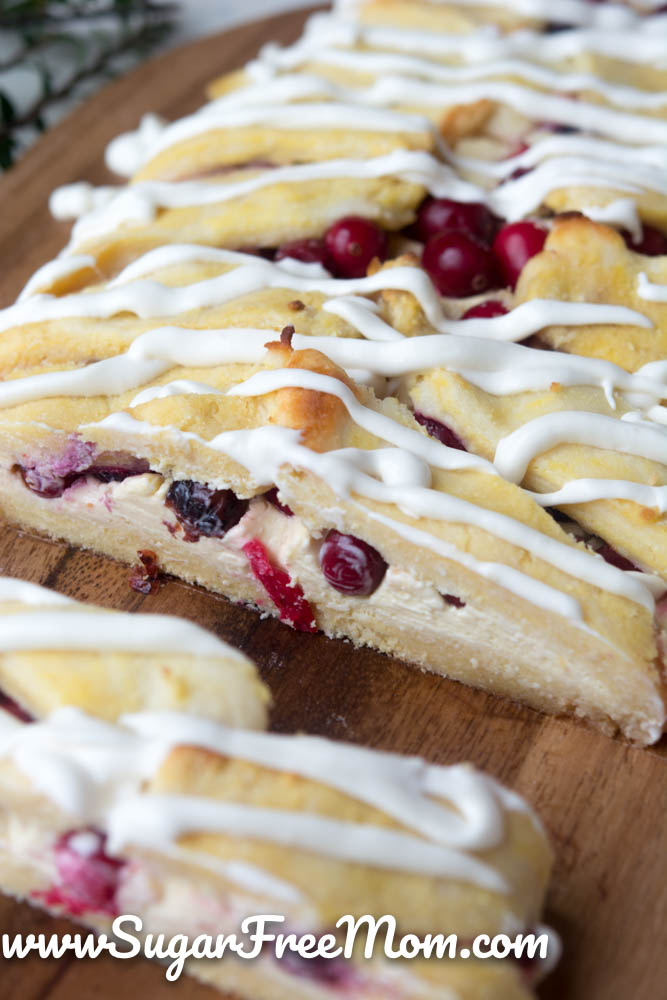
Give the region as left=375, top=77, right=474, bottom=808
left=129, top=549, right=161, bottom=595
left=623, top=225, right=667, bottom=256
left=422, top=231, right=500, bottom=298
left=462, top=300, right=508, bottom=320
left=263, top=487, right=293, bottom=517
left=324, top=216, right=388, bottom=278
left=87, top=459, right=150, bottom=482
left=275, top=238, right=330, bottom=268
left=17, top=465, right=76, bottom=498
left=416, top=198, right=497, bottom=247
left=0, top=691, right=32, bottom=722
left=442, top=593, right=466, bottom=608
left=493, top=222, right=547, bottom=289
left=35, top=829, right=124, bottom=916
left=243, top=538, right=316, bottom=632
left=414, top=411, right=467, bottom=451
left=319, top=531, right=387, bottom=597
left=165, top=480, right=248, bottom=542
left=595, top=542, right=639, bottom=573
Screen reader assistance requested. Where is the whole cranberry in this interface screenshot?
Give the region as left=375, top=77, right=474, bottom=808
left=493, top=221, right=547, bottom=289
left=319, top=531, right=387, bottom=596
left=275, top=238, right=330, bottom=267
left=462, top=300, right=508, bottom=320
left=416, top=197, right=498, bottom=247
left=324, top=216, right=388, bottom=278
left=422, top=231, right=500, bottom=298
left=165, top=480, right=248, bottom=542
left=623, top=224, right=667, bottom=256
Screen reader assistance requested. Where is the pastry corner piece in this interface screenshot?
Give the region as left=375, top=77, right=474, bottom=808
left=0, top=576, right=269, bottom=728
left=0, top=703, right=556, bottom=998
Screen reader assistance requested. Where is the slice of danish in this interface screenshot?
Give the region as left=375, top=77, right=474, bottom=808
left=0, top=325, right=662, bottom=742
left=0, top=577, right=269, bottom=728
left=0, top=696, right=555, bottom=999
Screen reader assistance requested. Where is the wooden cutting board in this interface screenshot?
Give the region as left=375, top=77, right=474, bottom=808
left=0, top=8, right=665, bottom=999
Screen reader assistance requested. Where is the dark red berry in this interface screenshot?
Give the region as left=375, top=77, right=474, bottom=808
left=129, top=550, right=161, bottom=595
left=442, top=593, right=466, bottom=608
left=416, top=197, right=497, bottom=247
left=264, top=486, right=293, bottom=517
left=623, top=224, right=667, bottom=256
left=35, top=829, right=124, bottom=916
left=165, top=480, right=248, bottom=542
left=324, top=216, right=388, bottom=278
left=462, top=300, right=508, bottom=320
left=275, top=238, right=330, bottom=267
left=319, top=530, right=387, bottom=597
left=422, top=231, right=500, bottom=298
left=0, top=690, right=32, bottom=722
left=414, top=411, right=467, bottom=451
left=243, top=538, right=316, bottom=632
left=493, top=222, right=547, bottom=289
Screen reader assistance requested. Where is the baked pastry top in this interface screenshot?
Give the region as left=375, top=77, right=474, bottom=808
left=1, top=0, right=666, bottom=746
left=0, top=578, right=555, bottom=1000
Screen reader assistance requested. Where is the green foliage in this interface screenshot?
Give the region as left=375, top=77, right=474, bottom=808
left=0, top=0, right=177, bottom=167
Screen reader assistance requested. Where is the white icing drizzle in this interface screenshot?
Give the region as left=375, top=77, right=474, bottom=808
left=291, top=11, right=667, bottom=68
left=0, top=608, right=247, bottom=660
left=53, top=144, right=664, bottom=249
left=0, top=578, right=74, bottom=606
left=126, top=102, right=435, bottom=172
left=129, top=379, right=222, bottom=407
left=85, top=412, right=591, bottom=624
left=336, top=0, right=654, bottom=27
left=638, top=272, right=667, bottom=303
left=0, top=247, right=649, bottom=341
left=105, top=113, right=168, bottom=178
left=0, top=705, right=528, bottom=891
left=249, top=37, right=667, bottom=112
left=495, top=411, right=667, bottom=484
left=528, top=479, right=667, bottom=514
left=581, top=199, right=643, bottom=242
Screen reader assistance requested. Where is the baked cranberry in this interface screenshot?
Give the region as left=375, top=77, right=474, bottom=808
left=462, top=300, right=508, bottom=320
left=415, top=197, right=498, bottom=247
left=324, top=216, right=388, bottom=278
left=129, top=550, right=161, bottom=595
left=422, top=231, right=500, bottom=298
left=35, top=829, right=124, bottom=916
left=243, top=538, right=317, bottom=632
left=493, top=222, right=547, bottom=289
left=264, top=486, right=293, bottom=517
left=623, top=224, right=667, bottom=256
left=165, top=480, right=248, bottom=542
left=275, top=238, right=330, bottom=267
left=87, top=460, right=150, bottom=482
left=280, top=943, right=357, bottom=987
left=414, top=411, right=467, bottom=451
left=443, top=593, right=466, bottom=608
left=0, top=691, right=32, bottom=722
left=319, top=530, right=387, bottom=597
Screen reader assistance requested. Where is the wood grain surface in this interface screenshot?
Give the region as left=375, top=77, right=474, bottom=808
left=0, top=7, right=665, bottom=1000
